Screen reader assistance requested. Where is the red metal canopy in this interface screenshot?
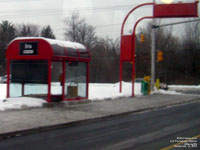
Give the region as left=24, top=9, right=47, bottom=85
left=6, top=37, right=90, bottom=61
left=119, top=1, right=199, bottom=96
left=154, top=2, right=198, bottom=18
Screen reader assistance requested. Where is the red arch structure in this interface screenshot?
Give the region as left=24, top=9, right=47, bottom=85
left=120, top=1, right=198, bottom=96
left=6, top=37, right=91, bottom=102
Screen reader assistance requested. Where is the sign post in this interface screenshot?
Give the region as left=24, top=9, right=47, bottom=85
left=120, top=1, right=198, bottom=96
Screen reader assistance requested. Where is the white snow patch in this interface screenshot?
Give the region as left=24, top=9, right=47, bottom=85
left=0, top=84, right=6, bottom=100
left=169, top=85, right=200, bottom=91
left=0, top=97, right=46, bottom=111
left=89, top=82, right=142, bottom=100
left=0, top=82, right=187, bottom=111
left=152, top=89, right=183, bottom=95
left=14, top=37, right=86, bottom=49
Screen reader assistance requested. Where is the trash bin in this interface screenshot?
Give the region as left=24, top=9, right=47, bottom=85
left=141, top=80, right=148, bottom=95
left=144, top=76, right=151, bottom=94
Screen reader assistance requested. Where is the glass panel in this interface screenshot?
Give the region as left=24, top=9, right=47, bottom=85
left=79, top=48, right=90, bottom=58
left=10, top=83, right=48, bottom=98
left=65, top=62, right=87, bottom=99
left=11, top=60, right=48, bottom=84
left=10, top=83, right=22, bottom=97
left=51, top=44, right=65, bottom=56
left=51, top=62, right=62, bottom=95
left=24, top=83, right=48, bottom=96
left=9, top=60, right=48, bottom=98
left=67, top=47, right=78, bottom=57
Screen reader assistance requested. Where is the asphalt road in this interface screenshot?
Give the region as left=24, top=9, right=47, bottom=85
left=0, top=102, right=199, bottom=150
left=180, top=90, right=200, bottom=95
left=173, top=88, right=200, bottom=95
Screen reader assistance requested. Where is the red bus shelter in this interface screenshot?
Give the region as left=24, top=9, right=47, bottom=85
left=6, top=37, right=91, bottom=102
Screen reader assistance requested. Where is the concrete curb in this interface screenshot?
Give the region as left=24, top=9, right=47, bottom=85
left=0, top=98, right=199, bottom=140
left=42, top=100, right=92, bottom=108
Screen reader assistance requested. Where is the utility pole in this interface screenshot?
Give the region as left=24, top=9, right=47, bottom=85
left=151, top=0, right=156, bottom=92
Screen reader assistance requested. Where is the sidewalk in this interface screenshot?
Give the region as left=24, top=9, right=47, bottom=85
left=0, top=94, right=200, bottom=137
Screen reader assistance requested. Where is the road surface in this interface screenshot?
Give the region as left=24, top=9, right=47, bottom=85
left=0, top=102, right=199, bottom=150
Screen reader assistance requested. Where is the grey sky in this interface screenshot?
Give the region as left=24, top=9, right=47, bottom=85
left=0, top=0, right=198, bottom=40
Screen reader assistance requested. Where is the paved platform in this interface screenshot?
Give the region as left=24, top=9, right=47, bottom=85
left=0, top=94, right=200, bottom=137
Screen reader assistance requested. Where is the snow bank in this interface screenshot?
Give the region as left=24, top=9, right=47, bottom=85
left=0, top=84, right=6, bottom=100
left=169, top=85, right=200, bottom=91
left=152, top=89, right=183, bottom=95
left=89, top=82, right=142, bottom=100
left=0, top=82, right=186, bottom=111
left=0, top=97, right=46, bottom=111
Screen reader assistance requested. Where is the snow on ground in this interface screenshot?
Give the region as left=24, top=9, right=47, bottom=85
left=152, top=89, right=183, bottom=95
left=89, top=82, right=142, bottom=100
left=169, top=85, right=200, bottom=91
left=0, top=83, right=46, bottom=111
left=0, top=97, right=46, bottom=111
left=0, top=82, right=192, bottom=111
left=0, top=84, right=6, bottom=100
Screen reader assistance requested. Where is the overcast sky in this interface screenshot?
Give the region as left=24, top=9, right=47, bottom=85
left=0, top=0, right=198, bottom=40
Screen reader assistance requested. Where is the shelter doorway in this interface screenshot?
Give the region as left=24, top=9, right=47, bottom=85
left=65, top=62, right=87, bottom=100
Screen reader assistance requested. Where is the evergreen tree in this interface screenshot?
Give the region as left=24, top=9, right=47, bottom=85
left=41, top=25, right=56, bottom=39
left=0, top=20, right=16, bottom=75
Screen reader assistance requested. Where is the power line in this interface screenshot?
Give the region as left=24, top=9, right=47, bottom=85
left=0, top=5, right=135, bottom=13
left=0, top=4, right=151, bottom=19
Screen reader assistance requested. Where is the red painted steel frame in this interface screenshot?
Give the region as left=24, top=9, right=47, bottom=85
left=131, top=16, right=153, bottom=97
left=119, top=3, right=154, bottom=96
left=120, top=3, right=154, bottom=37
left=154, top=2, right=198, bottom=18
left=62, top=61, right=66, bottom=101
left=86, top=62, right=90, bottom=99
left=47, top=59, right=52, bottom=103
left=6, top=59, right=10, bottom=98
left=6, top=38, right=91, bottom=102
left=120, top=1, right=198, bottom=97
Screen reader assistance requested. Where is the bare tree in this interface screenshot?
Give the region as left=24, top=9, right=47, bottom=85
left=63, top=12, right=97, bottom=49
left=182, top=21, right=200, bottom=81
left=15, top=23, right=41, bottom=37
left=89, top=37, right=120, bottom=83
left=64, top=12, right=84, bottom=42
left=136, top=21, right=181, bottom=83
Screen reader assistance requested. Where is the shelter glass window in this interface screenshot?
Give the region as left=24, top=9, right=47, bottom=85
left=51, top=62, right=62, bottom=95
left=65, top=62, right=87, bottom=99
left=9, top=60, right=48, bottom=98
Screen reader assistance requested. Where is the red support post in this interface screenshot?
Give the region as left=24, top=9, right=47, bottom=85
left=119, top=61, right=123, bottom=93
left=120, top=1, right=198, bottom=97
left=120, top=3, right=154, bottom=95
left=120, top=3, right=154, bottom=36
left=132, top=62, right=135, bottom=97
left=6, top=59, right=10, bottom=98
left=47, top=59, right=52, bottom=102
left=86, top=62, right=89, bottom=98
left=131, top=16, right=153, bottom=97
left=62, top=61, right=66, bottom=101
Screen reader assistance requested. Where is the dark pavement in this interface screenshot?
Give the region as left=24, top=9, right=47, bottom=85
left=0, top=101, right=199, bottom=150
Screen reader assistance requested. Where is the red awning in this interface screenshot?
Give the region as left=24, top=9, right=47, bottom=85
left=6, top=37, right=90, bottom=61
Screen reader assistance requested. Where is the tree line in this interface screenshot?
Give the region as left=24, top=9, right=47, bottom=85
left=0, top=13, right=200, bottom=84
left=136, top=20, right=200, bottom=85
left=64, top=13, right=200, bottom=84
left=0, top=21, right=55, bottom=75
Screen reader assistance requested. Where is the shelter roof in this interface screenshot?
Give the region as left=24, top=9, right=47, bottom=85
left=6, top=37, right=90, bottom=60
